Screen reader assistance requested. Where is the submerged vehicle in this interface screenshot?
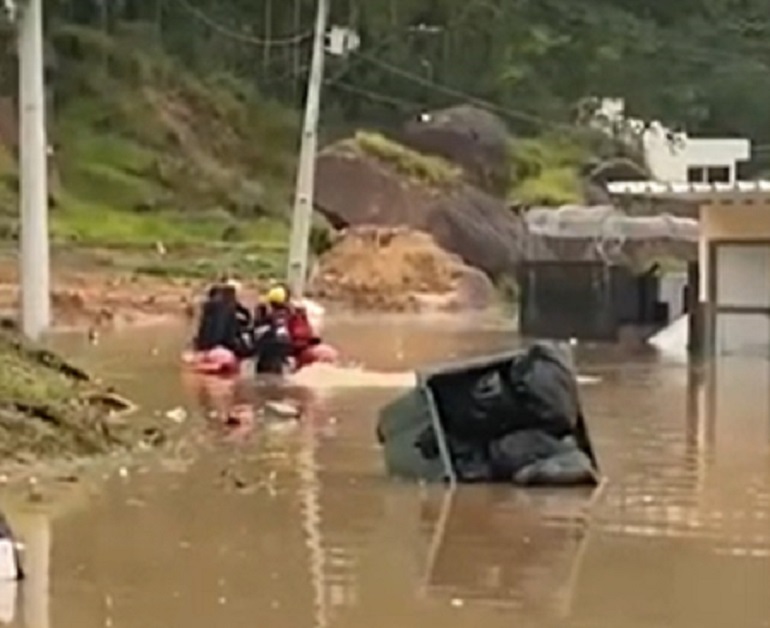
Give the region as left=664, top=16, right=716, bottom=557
left=377, top=342, right=600, bottom=487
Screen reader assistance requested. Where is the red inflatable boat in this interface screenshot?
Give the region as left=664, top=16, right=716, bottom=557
left=296, top=343, right=340, bottom=369
left=182, top=347, right=241, bottom=376
left=182, top=343, right=339, bottom=376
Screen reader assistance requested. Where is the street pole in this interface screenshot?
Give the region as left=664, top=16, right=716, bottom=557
left=17, top=0, right=50, bottom=340
left=286, top=0, right=329, bottom=298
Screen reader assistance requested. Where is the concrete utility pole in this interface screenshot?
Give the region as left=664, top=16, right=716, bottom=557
left=17, top=0, right=50, bottom=340
left=286, top=0, right=329, bottom=298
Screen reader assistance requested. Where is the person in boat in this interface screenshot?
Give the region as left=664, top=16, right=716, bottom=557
left=257, top=284, right=322, bottom=358
left=193, top=281, right=253, bottom=359
left=223, top=279, right=254, bottom=355
left=252, top=284, right=295, bottom=373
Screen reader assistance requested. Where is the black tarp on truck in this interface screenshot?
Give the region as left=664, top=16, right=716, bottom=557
left=377, top=342, right=599, bottom=486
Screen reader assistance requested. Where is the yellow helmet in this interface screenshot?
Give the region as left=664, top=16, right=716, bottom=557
left=265, top=285, right=288, bottom=305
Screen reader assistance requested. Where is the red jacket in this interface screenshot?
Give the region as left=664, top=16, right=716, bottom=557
left=287, top=307, right=315, bottom=349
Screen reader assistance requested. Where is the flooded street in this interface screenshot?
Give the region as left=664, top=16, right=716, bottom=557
left=4, top=314, right=770, bottom=627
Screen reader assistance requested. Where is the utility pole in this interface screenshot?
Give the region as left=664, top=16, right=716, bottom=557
left=286, top=0, right=329, bottom=298
left=17, top=0, right=50, bottom=340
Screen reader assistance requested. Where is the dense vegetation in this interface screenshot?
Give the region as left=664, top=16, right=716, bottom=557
left=73, top=0, right=769, bottom=152
left=1, top=0, right=769, bottom=253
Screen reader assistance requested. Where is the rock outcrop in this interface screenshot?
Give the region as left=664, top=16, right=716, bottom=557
left=398, top=105, right=511, bottom=194
left=314, top=140, right=524, bottom=279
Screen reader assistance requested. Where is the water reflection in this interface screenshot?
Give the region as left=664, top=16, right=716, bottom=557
left=18, top=319, right=770, bottom=627
left=0, top=512, right=50, bottom=628
left=419, top=486, right=595, bottom=619
left=20, top=515, right=49, bottom=628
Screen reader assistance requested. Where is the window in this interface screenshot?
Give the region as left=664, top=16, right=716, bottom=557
left=687, top=165, right=731, bottom=183
left=687, top=166, right=705, bottom=182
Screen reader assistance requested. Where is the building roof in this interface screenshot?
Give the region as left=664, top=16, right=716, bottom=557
left=521, top=205, right=697, bottom=263
left=525, top=205, right=697, bottom=242
left=607, top=180, right=770, bottom=205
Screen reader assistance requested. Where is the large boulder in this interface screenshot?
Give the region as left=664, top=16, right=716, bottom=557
left=398, top=105, right=511, bottom=194
left=314, top=138, right=524, bottom=279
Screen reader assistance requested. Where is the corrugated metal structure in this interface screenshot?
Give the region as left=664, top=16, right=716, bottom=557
left=518, top=205, right=697, bottom=343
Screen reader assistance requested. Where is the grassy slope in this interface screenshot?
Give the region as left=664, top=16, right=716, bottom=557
left=0, top=329, right=134, bottom=462
left=0, top=25, right=301, bottom=277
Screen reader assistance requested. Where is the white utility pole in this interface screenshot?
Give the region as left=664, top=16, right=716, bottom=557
left=17, top=0, right=50, bottom=340
left=286, top=0, right=329, bottom=298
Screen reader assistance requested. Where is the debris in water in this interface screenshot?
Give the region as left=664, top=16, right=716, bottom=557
left=450, top=598, right=464, bottom=608
left=142, top=427, right=167, bottom=447
left=264, top=401, right=300, bottom=419
left=165, top=407, right=187, bottom=423
left=118, top=467, right=129, bottom=479
left=27, top=477, right=42, bottom=503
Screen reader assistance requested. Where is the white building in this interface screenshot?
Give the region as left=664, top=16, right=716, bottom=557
left=596, top=99, right=770, bottom=359
left=594, top=98, right=751, bottom=184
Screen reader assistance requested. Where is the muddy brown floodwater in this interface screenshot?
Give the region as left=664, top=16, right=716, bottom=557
left=2, top=313, right=770, bottom=628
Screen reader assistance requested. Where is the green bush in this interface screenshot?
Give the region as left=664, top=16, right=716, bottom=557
left=507, top=136, right=587, bottom=205
left=352, top=131, right=461, bottom=188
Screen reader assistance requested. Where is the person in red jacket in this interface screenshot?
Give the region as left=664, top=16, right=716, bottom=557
left=254, top=282, right=339, bottom=371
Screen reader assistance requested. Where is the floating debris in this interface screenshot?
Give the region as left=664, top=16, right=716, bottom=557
left=264, top=401, right=301, bottom=419
left=27, top=477, right=42, bottom=503
left=165, top=407, right=187, bottom=424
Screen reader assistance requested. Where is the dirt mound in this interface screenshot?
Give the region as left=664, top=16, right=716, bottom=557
left=315, top=142, right=524, bottom=279
left=310, top=227, right=495, bottom=312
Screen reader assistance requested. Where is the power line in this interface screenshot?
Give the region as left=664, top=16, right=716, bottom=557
left=326, top=2, right=483, bottom=84
left=172, top=0, right=311, bottom=46
left=169, top=0, right=770, bottom=147
left=355, top=51, right=577, bottom=131
left=262, top=63, right=310, bottom=87
left=328, top=80, right=421, bottom=112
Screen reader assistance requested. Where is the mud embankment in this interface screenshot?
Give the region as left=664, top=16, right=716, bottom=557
left=0, top=328, right=167, bottom=482
left=0, top=263, right=206, bottom=330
